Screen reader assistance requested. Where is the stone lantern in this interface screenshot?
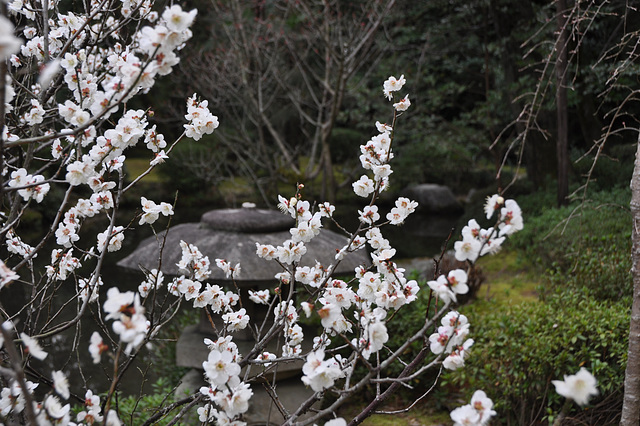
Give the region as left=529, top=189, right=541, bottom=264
left=117, top=205, right=368, bottom=423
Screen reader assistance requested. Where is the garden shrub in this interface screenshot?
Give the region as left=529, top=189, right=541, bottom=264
left=446, top=291, right=629, bottom=425
left=510, top=187, right=632, bottom=302
left=115, top=378, right=181, bottom=426
left=572, top=143, right=636, bottom=191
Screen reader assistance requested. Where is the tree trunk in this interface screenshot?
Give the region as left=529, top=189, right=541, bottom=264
left=621, top=134, right=640, bottom=425
left=555, top=0, right=569, bottom=206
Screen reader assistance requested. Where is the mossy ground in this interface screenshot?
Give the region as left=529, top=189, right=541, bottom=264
left=473, top=249, right=539, bottom=307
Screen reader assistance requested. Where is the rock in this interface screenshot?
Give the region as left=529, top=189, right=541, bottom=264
left=395, top=257, right=435, bottom=281
left=176, top=324, right=307, bottom=381
left=175, top=368, right=318, bottom=425
left=117, top=207, right=368, bottom=282
left=201, top=207, right=293, bottom=233
left=402, top=184, right=463, bottom=213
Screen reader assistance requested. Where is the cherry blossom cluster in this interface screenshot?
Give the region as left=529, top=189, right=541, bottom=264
left=272, top=300, right=304, bottom=356
left=0, top=325, right=114, bottom=424
left=301, top=349, right=348, bottom=392
left=0, top=3, right=535, bottom=416
left=428, top=311, right=474, bottom=370
left=8, top=169, right=49, bottom=203
left=142, top=239, right=255, bottom=422
left=75, top=390, right=104, bottom=424
left=450, top=390, right=497, bottom=426
left=5, top=229, right=35, bottom=259
left=0, top=380, right=39, bottom=417
left=199, top=337, right=253, bottom=422
left=0, top=0, right=227, bottom=424
left=103, top=287, right=149, bottom=355
left=139, top=196, right=174, bottom=225
left=137, top=268, right=163, bottom=298
left=229, top=76, right=525, bottom=424
left=169, top=242, right=244, bottom=320
left=3, top=0, right=204, bottom=299
left=45, top=249, right=81, bottom=281
left=236, top=76, right=427, bottom=415
left=184, top=94, right=219, bottom=141
left=428, top=269, right=469, bottom=304
left=454, top=194, right=523, bottom=263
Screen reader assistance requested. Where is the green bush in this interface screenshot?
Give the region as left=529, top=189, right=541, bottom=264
left=572, top=143, right=636, bottom=191
left=446, top=292, right=628, bottom=425
left=115, top=378, right=181, bottom=426
left=510, top=187, right=632, bottom=302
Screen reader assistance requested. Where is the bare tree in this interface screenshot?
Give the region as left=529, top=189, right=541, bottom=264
left=503, top=2, right=640, bottom=422
left=181, top=0, right=395, bottom=202
left=555, top=0, right=569, bottom=206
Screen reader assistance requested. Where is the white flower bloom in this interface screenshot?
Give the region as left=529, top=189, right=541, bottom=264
left=24, top=99, right=45, bottom=125
left=256, top=243, right=277, bottom=260
left=77, top=389, right=103, bottom=423
left=382, top=74, right=406, bottom=99
left=470, top=390, right=497, bottom=425
left=162, top=5, right=197, bottom=32
left=184, top=94, right=219, bottom=140
left=301, top=349, right=344, bottom=392
left=177, top=278, right=201, bottom=301
left=20, top=333, right=47, bottom=360
left=393, top=94, right=410, bottom=111
left=248, top=289, right=270, bottom=305
left=90, top=191, right=114, bottom=210
left=103, top=287, right=134, bottom=320
left=367, top=321, right=388, bottom=353
left=552, top=367, right=598, bottom=406
left=447, top=269, right=469, bottom=296
left=202, top=349, right=241, bottom=388
left=197, top=403, right=217, bottom=421
left=450, top=403, right=481, bottom=426
left=352, top=175, right=375, bottom=197
left=443, top=338, right=473, bottom=370
left=358, top=205, right=380, bottom=224
left=450, top=390, right=496, bottom=426
left=96, top=225, right=124, bottom=252
left=214, top=376, right=253, bottom=418
left=215, top=258, right=240, bottom=278
left=301, top=301, right=314, bottom=317
left=290, top=221, right=315, bottom=243
left=139, top=197, right=173, bottom=225
left=222, top=308, right=250, bottom=332
left=454, top=236, right=481, bottom=263
left=44, top=395, right=70, bottom=420
left=0, top=16, right=22, bottom=61
left=255, top=351, right=276, bottom=367
left=89, top=331, right=107, bottom=364
left=105, top=409, right=122, bottom=425
left=0, top=260, right=19, bottom=288
left=498, top=199, right=524, bottom=236
left=484, top=194, right=504, bottom=219
left=276, top=240, right=306, bottom=264
left=52, top=370, right=70, bottom=400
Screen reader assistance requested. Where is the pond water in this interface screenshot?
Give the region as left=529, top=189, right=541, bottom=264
left=329, top=203, right=462, bottom=259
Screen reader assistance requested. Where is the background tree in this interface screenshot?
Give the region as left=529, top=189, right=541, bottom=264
left=502, top=2, right=640, bottom=422
left=175, top=0, right=395, bottom=203
left=556, top=0, right=569, bottom=206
